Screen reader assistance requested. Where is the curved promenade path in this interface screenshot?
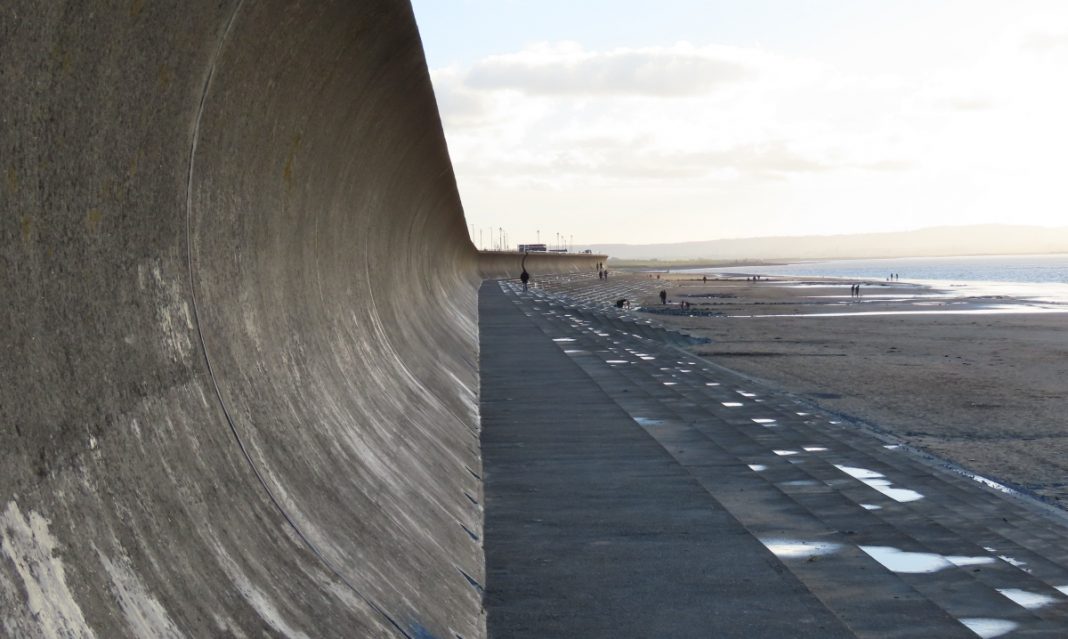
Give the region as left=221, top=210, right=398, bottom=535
left=480, top=276, right=1068, bottom=638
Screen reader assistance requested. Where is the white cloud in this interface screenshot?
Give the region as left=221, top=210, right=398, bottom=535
left=464, top=41, right=753, bottom=96
left=1021, top=30, right=1068, bottom=51
left=430, top=23, right=1068, bottom=245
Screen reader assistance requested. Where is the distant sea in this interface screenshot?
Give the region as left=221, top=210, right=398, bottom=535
left=693, top=254, right=1068, bottom=284
left=685, top=253, right=1068, bottom=303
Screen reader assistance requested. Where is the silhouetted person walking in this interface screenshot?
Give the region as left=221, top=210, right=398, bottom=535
left=659, top=290, right=667, bottom=305
left=520, top=269, right=529, bottom=291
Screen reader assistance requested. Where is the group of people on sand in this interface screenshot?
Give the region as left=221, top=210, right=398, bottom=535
left=598, top=269, right=609, bottom=280
left=658, top=289, right=691, bottom=310
left=887, top=273, right=900, bottom=281
left=850, top=283, right=862, bottom=298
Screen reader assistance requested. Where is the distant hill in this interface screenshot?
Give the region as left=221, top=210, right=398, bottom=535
left=581, top=225, right=1068, bottom=261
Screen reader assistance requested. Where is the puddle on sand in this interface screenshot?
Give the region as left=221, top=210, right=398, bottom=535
left=803, top=446, right=828, bottom=452
left=722, top=402, right=743, bottom=407
left=780, top=479, right=820, bottom=487
left=605, top=360, right=630, bottom=364
left=633, top=417, right=664, bottom=427
left=959, top=618, right=1019, bottom=639
left=796, top=412, right=809, bottom=416
left=748, top=464, right=767, bottom=471
left=706, top=382, right=720, bottom=386
left=997, top=588, right=1062, bottom=610
left=860, top=504, right=882, bottom=510
left=752, top=418, right=777, bottom=424
left=1058, top=585, right=1068, bottom=596
left=835, top=464, right=925, bottom=502
left=663, top=382, right=677, bottom=386
left=640, top=356, right=656, bottom=360
left=737, top=391, right=757, bottom=397
left=552, top=338, right=576, bottom=342
left=773, top=450, right=799, bottom=456
left=760, top=538, right=841, bottom=559
left=564, top=350, right=588, bottom=355
left=858, top=546, right=988, bottom=574
left=883, top=444, right=901, bottom=450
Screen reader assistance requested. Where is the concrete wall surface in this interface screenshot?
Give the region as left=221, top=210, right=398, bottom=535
left=0, top=2, right=593, bottom=637
left=478, top=251, right=603, bottom=281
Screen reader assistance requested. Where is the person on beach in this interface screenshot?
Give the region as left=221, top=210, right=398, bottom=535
left=703, top=275, right=708, bottom=283
left=520, top=269, right=530, bottom=291
left=604, top=270, right=609, bottom=280
left=659, top=290, right=667, bottom=305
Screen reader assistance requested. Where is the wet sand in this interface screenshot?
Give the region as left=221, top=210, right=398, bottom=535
left=639, top=274, right=1068, bottom=506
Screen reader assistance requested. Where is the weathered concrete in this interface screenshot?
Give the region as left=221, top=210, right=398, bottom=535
left=1, top=2, right=593, bottom=637
left=478, top=251, right=599, bottom=280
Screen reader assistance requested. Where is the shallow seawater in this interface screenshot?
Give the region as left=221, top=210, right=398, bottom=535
left=732, top=305, right=1068, bottom=319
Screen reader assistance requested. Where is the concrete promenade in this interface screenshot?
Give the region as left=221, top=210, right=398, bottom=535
left=479, top=277, right=1068, bottom=638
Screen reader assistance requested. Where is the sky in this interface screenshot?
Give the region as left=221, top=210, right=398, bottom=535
left=410, top=1, right=1068, bottom=248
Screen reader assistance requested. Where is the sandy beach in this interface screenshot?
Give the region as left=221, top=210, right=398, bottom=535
left=637, top=273, right=1068, bottom=506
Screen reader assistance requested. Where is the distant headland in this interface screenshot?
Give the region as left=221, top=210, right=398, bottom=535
left=583, top=224, right=1068, bottom=262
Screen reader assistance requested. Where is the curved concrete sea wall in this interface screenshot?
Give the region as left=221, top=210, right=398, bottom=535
left=0, top=2, right=594, bottom=637
left=478, top=251, right=602, bottom=280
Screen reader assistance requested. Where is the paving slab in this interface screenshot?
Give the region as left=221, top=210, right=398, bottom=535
left=480, top=282, right=854, bottom=638
left=484, top=276, right=1068, bottom=638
